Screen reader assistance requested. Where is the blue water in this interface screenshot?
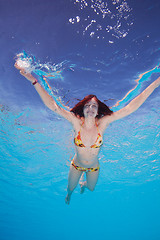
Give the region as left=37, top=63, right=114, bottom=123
left=0, top=0, right=160, bottom=239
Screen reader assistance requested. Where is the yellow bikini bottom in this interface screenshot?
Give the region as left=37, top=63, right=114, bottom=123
left=71, top=160, right=100, bottom=173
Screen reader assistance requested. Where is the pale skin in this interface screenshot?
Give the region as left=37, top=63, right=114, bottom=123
left=15, top=62, right=160, bottom=204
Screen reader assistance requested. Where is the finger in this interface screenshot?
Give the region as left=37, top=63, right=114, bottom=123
left=14, top=62, right=19, bottom=69
left=14, top=62, right=23, bottom=70
left=20, top=70, right=26, bottom=75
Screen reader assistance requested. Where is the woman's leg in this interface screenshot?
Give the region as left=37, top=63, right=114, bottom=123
left=80, top=169, right=99, bottom=193
left=65, top=165, right=83, bottom=204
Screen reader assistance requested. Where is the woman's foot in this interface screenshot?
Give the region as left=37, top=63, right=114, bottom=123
left=80, top=181, right=87, bottom=194
left=65, top=193, right=71, bottom=205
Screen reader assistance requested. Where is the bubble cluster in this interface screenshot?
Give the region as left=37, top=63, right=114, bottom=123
left=16, top=53, right=35, bottom=73
left=69, top=0, right=133, bottom=42
left=15, top=52, right=71, bottom=79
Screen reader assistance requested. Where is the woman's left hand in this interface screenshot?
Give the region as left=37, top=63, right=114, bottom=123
left=14, top=62, right=37, bottom=83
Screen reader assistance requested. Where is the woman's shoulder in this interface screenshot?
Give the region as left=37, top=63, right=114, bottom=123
left=71, top=116, right=83, bottom=130
left=97, top=115, right=111, bottom=131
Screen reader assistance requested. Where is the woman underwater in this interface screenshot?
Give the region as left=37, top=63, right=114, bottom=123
left=15, top=62, right=160, bottom=204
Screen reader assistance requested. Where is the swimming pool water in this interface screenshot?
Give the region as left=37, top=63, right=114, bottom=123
left=0, top=0, right=160, bottom=240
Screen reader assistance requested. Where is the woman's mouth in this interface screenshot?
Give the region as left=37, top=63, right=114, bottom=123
left=87, top=111, right=94, bottom=115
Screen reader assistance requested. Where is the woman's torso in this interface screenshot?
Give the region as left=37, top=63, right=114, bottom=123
left=72, top=118, right=108, bottom=168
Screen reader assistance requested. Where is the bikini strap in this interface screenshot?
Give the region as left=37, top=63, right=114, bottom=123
left=79, top=121, right=84, bottom=132
left=95, top=122, right=100, bottom=132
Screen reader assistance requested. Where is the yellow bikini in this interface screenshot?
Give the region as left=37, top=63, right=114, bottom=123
left=71, top=161, right=100, bottom=172
left=74, top=123, right=103, bottom=148
left=72, top=123, right=103, bottom=172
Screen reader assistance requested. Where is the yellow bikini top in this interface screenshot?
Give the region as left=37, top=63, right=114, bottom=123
left=74, top=123, right=103, bottom=148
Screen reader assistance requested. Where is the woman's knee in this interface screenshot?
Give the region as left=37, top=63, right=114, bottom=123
left=67, top=184, right=76, bottom=193
left=86, top=171, right=99, bottom=192
left=87, top=184, right=96, bottom=192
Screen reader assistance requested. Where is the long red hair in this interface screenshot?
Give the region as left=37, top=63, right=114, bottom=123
left=70, top=95, right=113, bottom=119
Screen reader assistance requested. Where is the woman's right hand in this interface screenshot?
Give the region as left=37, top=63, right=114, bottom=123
left=14, top=62, right=37, bottom=83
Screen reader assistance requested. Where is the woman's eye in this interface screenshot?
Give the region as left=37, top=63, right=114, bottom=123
left=92, top=105, right=97, bottom=108
left=84, top=104, right=98, bottom=109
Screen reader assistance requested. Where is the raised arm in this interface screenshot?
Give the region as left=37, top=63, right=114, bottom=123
left=101, top=77, right=160, bottom=125
left=15, top=63, right=76, bottom=123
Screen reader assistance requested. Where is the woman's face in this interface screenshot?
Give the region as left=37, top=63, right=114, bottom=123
left=83, top=98, right=98, bottom=118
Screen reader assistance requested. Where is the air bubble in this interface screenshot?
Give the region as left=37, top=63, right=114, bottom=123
left=69, top=0, right=133, bottom=42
